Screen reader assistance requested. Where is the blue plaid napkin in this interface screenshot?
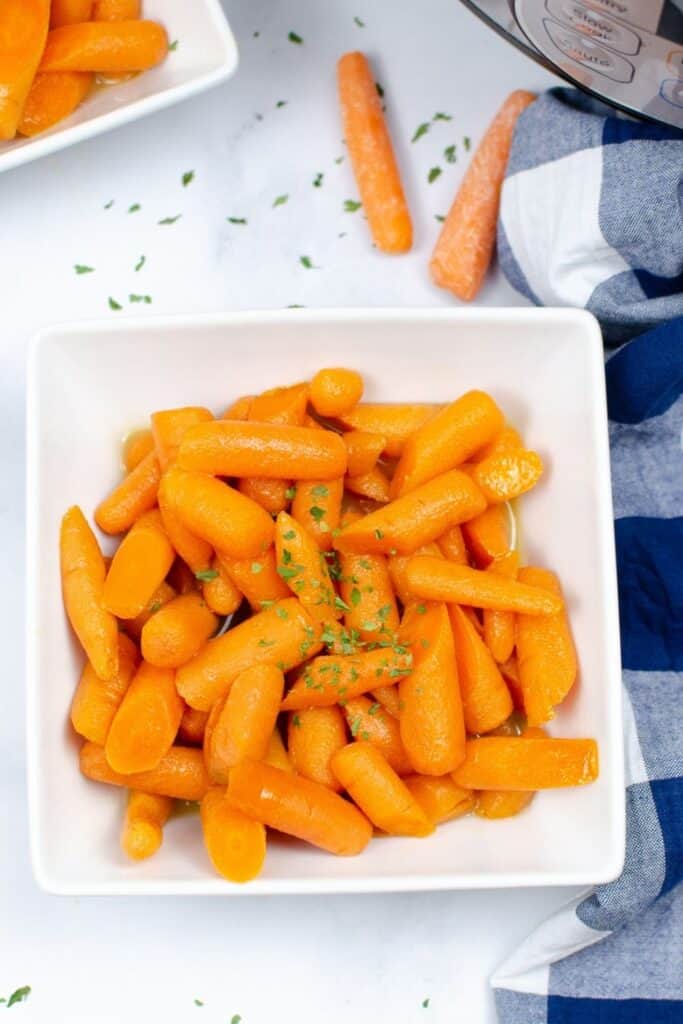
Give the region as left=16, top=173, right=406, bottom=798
left=498, top=88, right=683, bottom=344
left=492, top=215, right=683, bottom=1019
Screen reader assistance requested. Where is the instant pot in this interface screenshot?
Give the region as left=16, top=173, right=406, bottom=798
left=460, top=1, right=683, bottom=127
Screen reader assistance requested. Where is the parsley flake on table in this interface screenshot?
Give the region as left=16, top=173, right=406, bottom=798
left=276, top=100, right=287, bottom=108
left=227, top=216, right=247, bottom=225
left=182, top=170, right=195, bottom=187
left=464, top=135, right=471, bottom=150
left=428, top=166, right=442, bottom=183
left=412, top=122, right=430, bottom=143
left=375, top=82, right=384, bottom=98
left=433, top=112, right=452, bottom=121
left=313, top=172, right=324, bottom=187
left=273, top=194, right=289, bottom=207
left=422, top=997, right=430, bottom=1008
left=288, top=31, right=303, bottom=44
left=334, top=155, right=344, bottom=164
left=74, top=264, right=94, bottom=274
left=134, top=254, right=146, bottom=271
left=231, top=1015, right=242, bottom=1024
left=169, top=39, right=179, bottom=51
left=108, top=297, right=122, bottom=311
left=354, top=16, right=365, bottom=27
left=103, top=199, right=114, bottom=209
left=6, top=987, right=31, bottom=1008
left=194, top=998, right=204, bottom=1006
left=195, top=569, right=218, bottom=582
left=344, top=199, right=362, bottom=212
left=159, top=214, right=182, bottom=224
left=129, top=294, right=152, bottom=304
left=444, top=144, right=457, bottom=164
left=435, top=214, right=445, bottom=222
left=128, top=203, right=141, bottom=213
left=299, top=255, right=316, bottom=269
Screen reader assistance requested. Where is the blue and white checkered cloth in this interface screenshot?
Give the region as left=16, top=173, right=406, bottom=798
left=498, top=88, right=683, bottom=344
left=492, top=93, right=683, bottom=1023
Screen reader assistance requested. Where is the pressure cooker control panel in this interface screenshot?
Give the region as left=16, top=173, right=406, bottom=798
left=513, top=0, right=683, bottom=127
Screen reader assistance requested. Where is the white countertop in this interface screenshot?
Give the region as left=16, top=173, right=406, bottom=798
left=0, top=1, right=581, bottom=1020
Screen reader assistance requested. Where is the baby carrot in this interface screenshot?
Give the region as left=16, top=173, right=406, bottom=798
left=265, top=727, right=294, bottom=773
left=141, top=592, right=218, bottom=668
left=93, top=0, right=141, bottom=20
left=157, top=471, right=213, bottom=574
left=122, top=428, right=154, bottom=473
left=178, top=421, right=347, bottom=480
left=218, top=548, right=290, bottom=611
left=95, top=449, right=160, bottom=535
left=227, top=760, right=373, bottom=855
left=387, top=542, right=442, bottom=606
left=275, top=511, right=341, bottom=624
left=176, top=598, right=322, bottom=711
left=474, top=789, right=534, bottom=819
left=80, top=741, right=209, bottom=801
left=331, top=742, right=432, bottom=837
left=482, top=551, right=519, bottom=664
left=18, top=71, right=93, bottom=136
left=515, top=567, right=577, bottom=726
left=403, top=775, right=475, bottom=825
left=436, top=524, right=468, bottom=565
left=292, top=478, right=344, bottom=550
left=160, top=466, right=274, bottom=560
left=122, top=581, right=176, bottom=640
left=449, top=605, right=513, bottom=734
left=500, top=655, right=524, bottom=711
left=343, top=696, right=413, bottom=775
left=391, top=390, right=504, bottom=498
left=335, top=469, right=486, bottom=555
left=399, top=603, right=466, bottom=775
left=201, top=557, right=242, bottom=616
left=239, top=477, right=290, bottom=515
left=51, top=0, right=93, bottom=26
left=404, top=557, right=563, bottom=614
left=121, top=790, right=172, bottom=861
left=70, top=632, right=139, bottom=744
left=151, top=406, right=214, bottom=471
left=474, top=424, right=523, bottom=462
left=102, top=509, right=175, bottom=619
left=338, top=541, right=399, bottom=643
left=201, top=787, right=266, bottom=883
left=371, top=684, right=401, bottom=718
left=453, top=737, right=598, bottom=790
left=0, top=0, right=50, bottom=141
left=281, top=646, right=413, bottom=711
left=343, top=431, right=386, bottom=477
left=472, top=449, right=544, bottom=504
left=288, top=706, right=348, bottom=791
left=237, top=383, right=308, bottom=513
left=310, top=368, right=364, bottom=418
left=40, top=21, right=169, bottom=73
left=338, top=404, right=440, bottom=458
left=60, top=506, right=119, bottom=680
left=105, top=661, right=183, bottom=774
left=430, top=90, right=536, bottom=300
left=462, top=504, right=511, bottom=567
left=345, top=466, right=391, bottom=504
left=204, top=665, right=284, bottom=784
left=337, top=52, right=412, bottom=253
left=177, top=705, right=209, bottom=747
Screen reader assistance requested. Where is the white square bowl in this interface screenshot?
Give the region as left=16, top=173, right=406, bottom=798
left=26, top=308, right=625, bottom=895
left=0, top=0, right=237, bottom=175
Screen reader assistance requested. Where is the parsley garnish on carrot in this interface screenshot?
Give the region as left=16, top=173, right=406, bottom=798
left=195, top=569, right=218, bottom=582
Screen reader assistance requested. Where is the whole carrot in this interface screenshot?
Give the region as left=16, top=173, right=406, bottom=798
left=40, top=21, right=169, bottom=73
left=240, top=382, right=309, bottom=513
left=80, top=741, right=209, bottom=801
left=288, top=706, right=348, bottom=791
left=337, top=52, right=412, bottom=253
left=201, top=787, right=266, bottom=883
left=227, top=760, right=373, bottom=856
left=102, top=509, right=175, bottom=619
left=121, top=791, right=172, bottom=861
left=331, top=742, right=432, bottom=837
left=453, top=737, right=598, bottom=790
left=387, top=542, right=442, bottom=606
left=292, top=477, right=344, bottom=550
left=105, top=661, right=183, bottom=774
left=404, top=557, right=563, bottom=614
left=177, top=704, right=209, bottom=747
left=204, top=664, right=284, bottom=784
left=310, top=368, right=364, bottom=417
left=0, top=0, right=50, bottom=140
left=18, top=71, right=93, bottom=136
left=338, top=544, right=399, bottom=643
left=430, top=90, right=536, bottom=300
left=436, top=523, right=468, bottom=565
left=60, top=506, right=119, bottom=680
left=371, top=684, right=401, bottom=718
left=344, top=466, right=391, bottom=504
left=141, top=592, right=218, bottom=668
left=70, top=632, right=139, bottom=744
left=281, top=646, right=413, bottom=711
left=95, top=449, right=160, bottom=535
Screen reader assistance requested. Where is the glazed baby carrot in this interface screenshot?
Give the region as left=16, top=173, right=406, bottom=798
left=436, top=523, right=468, bottom=565
left=399, top=603, right=466, bottom=775
left=335, top=469, right=486, bottom=556
left=60, top=506, right=119, bottom=680
left=430, top=90, right=536, bottom=300
left=343, top=696, right=413, bottom=775
left=472, top=449, right=544, bottom=504
left=157, top=471, right=213, bottom=574
left=338, top=532, right=399, bottom=642
left=387, top=542, right=442, bottom=606
left=178, top=421, right=347, bottom=480
left=176, top=598, right=322, bottom=711
left=51, top=0, right=93, bottom=27
left=0, top=0, right=50, bottom=141
left=105, top=661, right=183, bottom=774
left=102, top=509, right=175, bottom=619
left=281, top=645, right=413, bottom=711
left=449, top=605, right=513, bottom=734
left=177, top=705, right=209, bottom=747
left=151, top=406, right=213, bottom=470
left=371, top=684, right=401, bottom=718
left=474, top=424, right=523, bottom=461
left=141, top=592, right=218, bottom=668
left=337, top=52, right=412, bottom=253
left=345, top=466, right=391, bottom=504
left=201, top=557, right=242, bottom=616
left=93, top=0, right=141, bottom=19
left=404, top=557, right=563, bottom=614
left=500, top=654, right=524, bottom=710
left=160, top=466, right=274, bottom=560
left=201, top=787, right=266, bottom=883
left=265, top=727, right=294, bottom=773
left=483, top=551, right=519, bottom=664
left=343, top=431, right=386, bottom=477
left=453, top=737, right=598, bottom=790
left=310, top=368, right=364, bottom=418
left=338, top=404, right=440, bottom=458
left=218, top=548, right=289, bottom=611
left=40, top=21, right=169, bottom=73
left=515, top=567, right=577, bottom=726
left=80, top=740, right=209, bottom=801
left=403, top=775, right=475, bottom=825
left=205, top=665, right=284, bottom=784
left=474, top=789, right=534, bottom=819
left=391, top=390, right=504, bottom=498
left=288, top=706, right=348, bottom=791
left=275, top=511, right=341, bottom=623
left=292, top=478, right=344, bottom=550
left=18, top=71, right=93, bottom=136
left=462, top=504, right=511, bottom=567
left=227, top=760, right=373, bottom=855
left=239, top=477, right=290, bottom=515
left=331, top=742, right=432, bottom=837
left=121, top=790, right=173, bottom=861
left=122, top=428, right=154, bottom=473
left=122, top=580, right=176, bottom=639
left=70, top=633, right=139, bottom=744
left=95, top=449, right=160, bottom=535
left=237, top=383, right=308, bottom=513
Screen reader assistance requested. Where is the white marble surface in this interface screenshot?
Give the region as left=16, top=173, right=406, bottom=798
left=0, top=1, right=582, bottom=1020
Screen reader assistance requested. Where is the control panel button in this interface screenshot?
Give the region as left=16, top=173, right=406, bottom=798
left=667, top=50, right=683, bottom=77
left=660, top=79, right=683, bottom=109
left=546, top=0, right=641, bottom=55
left=543, top=18, right=635, bottom=82
left=581, top=0, right=663, bottom=33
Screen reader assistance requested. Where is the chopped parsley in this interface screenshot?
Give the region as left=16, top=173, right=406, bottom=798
left=444, top=144, right=457, bottom=163
left=169, top=39, right=179, bottom=50
left=182, top=170, right=195, bottom=187
left=420, top=638, right=430, bottom=649
left=283, top=530, right=296, bottom=541
left=288, top=31, right=303, bottom=44
left=334, top=595, right=351, bottom=612
left=260, top=600, right=275, bottom=609
left=309, top=505, right=325, bottom=521
left=108, top=297, right=122, bottom=311
left=412, top=122, right=430, bottom=143
left=435, top=214, right=446, bottom=222
left=291, top=714, right=302, bottom=728
left=129, top=293, right=152, bottom=304
left=422, top=997, right=430, bottom=1008
left=433, top=112, right=452, bottom=121
left=300, top=255, right=316, bottom=269
left=285, top=486, right=297, bottom=499
left=344, top=199, right=362, bottom=212
left=159, top=214, right=182, bottom=224
left=311, top=484, right=329, bottom=497
left=276, top=606, right=289, bottom=620
left=313, top=172, right=324, bottom=188
left=194, top=998, right=204, bottom=1006
left=103, top=199, right=114, bottom=209
left=227, top=216, right=247, bottom=225
left=6, top=988, right=31, bottom=1008
left=134, top=254, right=146, bottom=271
left=349, top=714, right=362, bottom=737
left=350, top=587, right=361, bottom=607
left=195, top=569, right=218, bottom=582
left=428, top=167, right=442, bottom=183
left=417, top=603, right=426, bottom=614
left=276, top=100, right=287, bottom=108
left=258, top=638, right=276, bottom=648
left=128, top=203, right=141, bottom=213
left=148, top=601, right=162, bottom=614
left=334, top=155, right=345, bottom=164
left=354, top=16, right=365, bottom=27
left=74, top=264, right=94, bottom=274
left=231, top=1017, right=242, bottom=1024
left=374, top=529, right=384, bottom=540
left=278, top=565, right=300, bottom=581
left=368, top=702, right=380, bottom=716
left=273, top=194, right=289, bottom=207
left=250, top=561, right=263, bottom=574
left=464, top=136, right=471, bottom=150
left=375, top=82, right=384, bottom=98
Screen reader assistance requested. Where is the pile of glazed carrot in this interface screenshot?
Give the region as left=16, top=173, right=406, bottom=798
left=0, top=1, right=168, bottom=141
left=338, top=51, right=535, bottom=300
left=62, top=367, right=598, bottom=882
